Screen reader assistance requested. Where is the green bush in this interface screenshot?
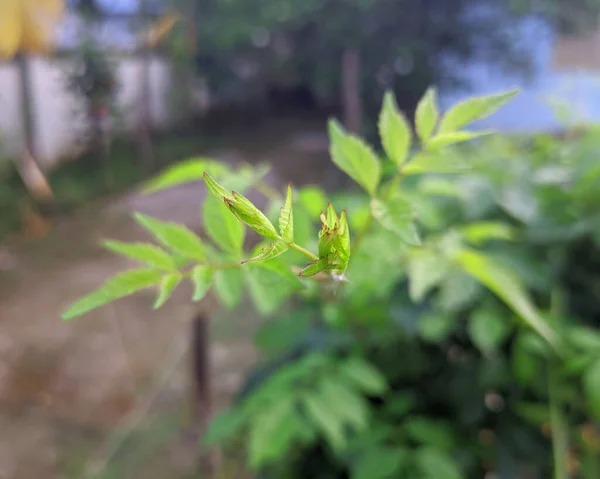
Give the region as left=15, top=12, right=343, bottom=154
left=63, top=88, right=600, bottom=478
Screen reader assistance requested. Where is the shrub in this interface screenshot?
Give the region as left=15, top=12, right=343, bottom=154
left=63, top=87, right=600, bottom=478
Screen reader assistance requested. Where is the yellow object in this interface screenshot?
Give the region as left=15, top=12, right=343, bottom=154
left=144, top=14, right=180, bottom=48
left=0, top=0, right=65, bottom=59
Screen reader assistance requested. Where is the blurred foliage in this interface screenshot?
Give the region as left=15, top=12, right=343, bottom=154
left=188, top=0, right=600, bottom=115
left=229, top=125, right=600, bottom=478
left=62, top=87, right=600, bottom=478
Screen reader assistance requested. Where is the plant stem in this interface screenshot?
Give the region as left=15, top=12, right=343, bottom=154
left=290, top=242, right=319, bottom=262
left=549, top=361, right=569, bottom=479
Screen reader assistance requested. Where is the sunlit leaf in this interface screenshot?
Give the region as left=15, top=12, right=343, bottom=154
left=370, top=196, right=420, bottom=246
left=299, top=257, right=329, bottom=277
left=102, top=240, right=175, bottom=270
left=279, top=184, right=294, bottom=243
left=438, top=89, right=519, bottom=133
left=468, top=307, right=511, bottom=353
left=153, top=273, right=181, bottom=309
left=191, top=265, right=214, bottom=302
left=243, top=240, right=289, bottom=264
left=227, top=191, right=280, bottom=240
left=203, top=172, right=231, bottom=203
left=213, top=268, right=243, bottom=309
left=379, top=91, right=412, bottom=167
left=319, top=378, right=369, bottom=430
left=339, top=357, right=388, bottom=396
left=426, top=130, right=493, bottom=150
left=144, top=158, right=230, bottom=193
left=302, top=392, right=346, bottom=450
left=407, top=250, right=449, bottom=302
left=415, top=88, right=439, bottom=143
left=453, top=248, right=562, bottom=352
left=458, top=221, right=517, bottom=245
left=403, top=150, right=470, bottom=175
left=134, top=213, right=205, bottom=261
left=203, top=195, right=245, bottom=255
left=62, top=269, right=162, bottom=320
left=329, top=119, right=381, bottom=196
left=244, top=265, right=299, bottom=316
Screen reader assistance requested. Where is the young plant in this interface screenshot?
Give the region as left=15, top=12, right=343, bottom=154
left=62, top=87, right=593, bottom=478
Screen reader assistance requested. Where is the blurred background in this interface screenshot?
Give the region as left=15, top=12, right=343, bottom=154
left=1, top=1, right=600, bottom=478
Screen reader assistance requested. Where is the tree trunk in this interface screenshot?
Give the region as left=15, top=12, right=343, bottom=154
left=192, top=314, right=220, bottom=478
left=341, top=47, right=362, bottom=134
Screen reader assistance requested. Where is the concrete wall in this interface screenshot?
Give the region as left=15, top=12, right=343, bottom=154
left=0, top=55, right=173, bottom=168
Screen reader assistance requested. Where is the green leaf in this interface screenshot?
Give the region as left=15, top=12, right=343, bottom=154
left=328, top=119, right=381, bottom=196
left=403, top=417, right=454, bottom=450
left=454, top=248, right=562, bottom=352
left=244, top=265, right=298, bottom=316
left=242, top=240, right=289, bottom=263
left=203, top=408, right=246, bottom=446
left=415, top=447, right=462, bottom=479
left=370, top=196, right=420, bottom=246
left=352, top=447, right=407, bottom=479
left=302, top=392, right=346, bottom=450
left=153, top=273, right=181, bottom=309
left=254, top=257, right=302, bottom=285
left=407, top=250, right=449, bottom=302
left=379, top=90, right=412, bottom=167
left=203, top=195, right=245, bottom=255
left=191, top=265, right=214, bottom=302
left=227, top=191, right=280, bottom=240
left=279, top=183, right=294, bottom=243
left=62, top=269, right=163, bottom=320
left=458, top=221, right=517, bottom=245
left=213, top=268, right=243, bottom=309
left=468, top=308, right=510, bottom=353
left=299, top=257, right=328, bottom=277
left=418, top=312, right=456, bottom=343
left=418, top=177, right=462, bottom=198
left=438, top=88, right=519, bottom=133
left=567, top=326, right=600, bottom=353
left=415, top=87, right=439, bottom=143
left=299, top=186, right=327, bottom=216
left=512, top=333, right=542, bottom=385
left=403, top=150, right=470, bottom=175
left=339, top=357, right=388, bottom=396
left=584, top=359, right=600, bottom=420
left=134, top=213, right=205, bottom=261
left=144, top=158, right=230, bottom=193
left=426, top=130, right=493, bottom=150
left=203, top=172, right=231, bottom=203
left=248, top=397, right=298, bottom=468
left=512, top=402, right=550, bottom=426
left=319, top=378, right=370, bottom=430
left=102, top=240, right=175, bottom=270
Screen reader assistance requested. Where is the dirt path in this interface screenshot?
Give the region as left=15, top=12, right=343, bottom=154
left=0, top=119, right=331, bottom=479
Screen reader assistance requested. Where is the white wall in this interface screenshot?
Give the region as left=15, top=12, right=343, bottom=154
left=0, top=55, right=173, bottom=169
